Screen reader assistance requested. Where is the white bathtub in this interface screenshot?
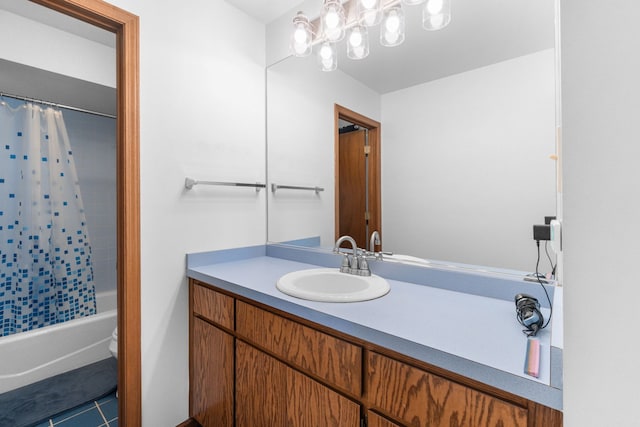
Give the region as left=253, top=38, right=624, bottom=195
left=0, top=290, right=117, bottom=394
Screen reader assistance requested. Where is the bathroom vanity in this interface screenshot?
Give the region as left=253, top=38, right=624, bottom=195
left=186, top=245, right=563, bottom=427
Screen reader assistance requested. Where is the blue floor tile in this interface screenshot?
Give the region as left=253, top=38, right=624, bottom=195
left=51, top=401, right=96, bottom=423
left=98, top=395, right=118, bottom=422
left=53, top=406, right=105, bottom=426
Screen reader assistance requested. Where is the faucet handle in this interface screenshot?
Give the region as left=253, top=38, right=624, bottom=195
left=357, top=256, right=371, bottom=276
left=340, top=254, right=351, bottom=273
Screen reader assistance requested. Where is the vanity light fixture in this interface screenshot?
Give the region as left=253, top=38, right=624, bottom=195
left=291, top=0, right=452, bottom=71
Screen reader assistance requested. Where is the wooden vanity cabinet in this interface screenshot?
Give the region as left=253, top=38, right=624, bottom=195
left=189, top=279, right=562, bottom=427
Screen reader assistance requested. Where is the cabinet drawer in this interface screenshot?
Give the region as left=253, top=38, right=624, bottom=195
left=192, top=282, right=234, bottom=329
left=236, top=301, right=362, bottom=396
left=367, top=352, right=528, bottom=427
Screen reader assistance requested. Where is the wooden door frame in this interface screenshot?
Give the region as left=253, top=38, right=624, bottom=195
left=334, top=104, right=381, bottom=249
left=30, top=0, right=141, bottom=425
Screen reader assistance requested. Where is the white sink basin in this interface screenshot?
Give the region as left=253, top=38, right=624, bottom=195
left=276, top=268, right=390, bottom=302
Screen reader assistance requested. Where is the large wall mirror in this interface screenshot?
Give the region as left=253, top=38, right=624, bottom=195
left=267, top=0, right=559, bottom=275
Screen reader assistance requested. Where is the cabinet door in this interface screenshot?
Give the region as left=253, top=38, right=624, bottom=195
left=236, top=341, right=361, bottom=427
left=367, top=352, right=528, bottom=427
left=191, top=317, right=234, bottom=427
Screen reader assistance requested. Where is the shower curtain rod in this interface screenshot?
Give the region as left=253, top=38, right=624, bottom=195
left=0, top=91, right=116, bottom=120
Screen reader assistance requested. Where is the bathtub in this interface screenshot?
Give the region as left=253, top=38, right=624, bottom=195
left=0, top=290, right=117, bottom=394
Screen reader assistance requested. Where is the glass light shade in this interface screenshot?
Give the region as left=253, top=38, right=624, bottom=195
left=380, top=5, right=405, bottom=47
left=422, top=0, right=451, bottom=31
left=402, top=0, right=426, bottom=5
left=357, top=0, right=382, bottom=27
left=347, top=25, right=369, bottom=60
left=318, top=41, right=338, bottom=71
left=321, top=0, right=346, bottom=42
left=290, top=12, right=313, bottom=57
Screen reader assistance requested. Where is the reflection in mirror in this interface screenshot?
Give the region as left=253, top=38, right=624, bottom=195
left=267, top=0, right=558, bottom=275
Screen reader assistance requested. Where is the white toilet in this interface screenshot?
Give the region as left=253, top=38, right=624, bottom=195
left=109, top=327, right=118, bottom=397
left=109, top=327, right=118, bottom=359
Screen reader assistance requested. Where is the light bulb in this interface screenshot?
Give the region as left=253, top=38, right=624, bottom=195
left=361, top=0, right=376, bottom=9
left=322, top=0, right=345, bottom=41
left=294, top=26, right=307, bottom=44
left=380, top=6, right=405, bottom=47
left=423, top=0, right=451, bottom=30
left=358, top=0, right=381, bottom=26
left=427, top=14, right=444, bottom=28
left=386, top=15, right=400, bottom=32
left=290, top=12, right=313, bottom=57
left=349, top=31, right=363, bottom=47
left=320, top=44, right=333, bottom=60
left=325, top=9, right=339, bottom=28
left=347, top=25, right=369, bottom=59
left=317, top=41, right=337, bottom=71
left=427, top=0, right=443, bottom=14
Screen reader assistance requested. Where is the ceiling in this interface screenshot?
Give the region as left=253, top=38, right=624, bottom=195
left=0, top=0, right=115, bottom=47
left=226, top=0, right=303, bottom=24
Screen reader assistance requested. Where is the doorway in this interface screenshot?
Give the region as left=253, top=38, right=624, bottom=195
left=334, top=104, right=381, bottom=251
left=29, top=0, right=141, bottom=425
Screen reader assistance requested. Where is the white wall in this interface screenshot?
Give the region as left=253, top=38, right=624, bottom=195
left=381, top=50, right=556, bottom=271
left=105, top=1, right=266, bottom=425
left=0, top=9, right=115, bottom=88
left=267, top=53, right=380, bottom=247
left=562, top=1, right=640, bottom=425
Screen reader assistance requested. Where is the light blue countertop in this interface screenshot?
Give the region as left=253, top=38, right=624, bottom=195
left=187, top=244, right=562, bottom=411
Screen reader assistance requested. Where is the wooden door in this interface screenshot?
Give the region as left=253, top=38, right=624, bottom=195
left=191, top=318, right=234, bottom=427
left=335, top=105, right=381, bottom=251
left=338, top=129, right=368, bottom=249
left=236, top=341, right=286, bottom=427
left=236, top=340, right=361, bottom=427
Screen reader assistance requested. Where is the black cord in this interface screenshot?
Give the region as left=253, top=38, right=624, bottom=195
left=535, top=240, right=553, bottom=331
left=544, top=241, right=557, bottom=277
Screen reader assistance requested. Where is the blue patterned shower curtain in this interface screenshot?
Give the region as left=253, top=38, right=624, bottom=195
left=0, top=101, right=96, bottom=337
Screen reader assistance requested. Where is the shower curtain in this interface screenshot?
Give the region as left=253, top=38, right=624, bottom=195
left=0, top=101, right=96, bottom=337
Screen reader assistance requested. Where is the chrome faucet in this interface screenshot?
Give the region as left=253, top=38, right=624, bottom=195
left=369, top=231, right=381, bottom=257
left=333, top=235, right=370, bottom=276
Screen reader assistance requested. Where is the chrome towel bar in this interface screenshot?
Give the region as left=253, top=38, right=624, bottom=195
left=271, top=183, right=324, bottom=194
left=185, top=177, right=266, bottom=192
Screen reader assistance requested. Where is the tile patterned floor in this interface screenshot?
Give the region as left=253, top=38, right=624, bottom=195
left=32, top=392, right=118, bottom=427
